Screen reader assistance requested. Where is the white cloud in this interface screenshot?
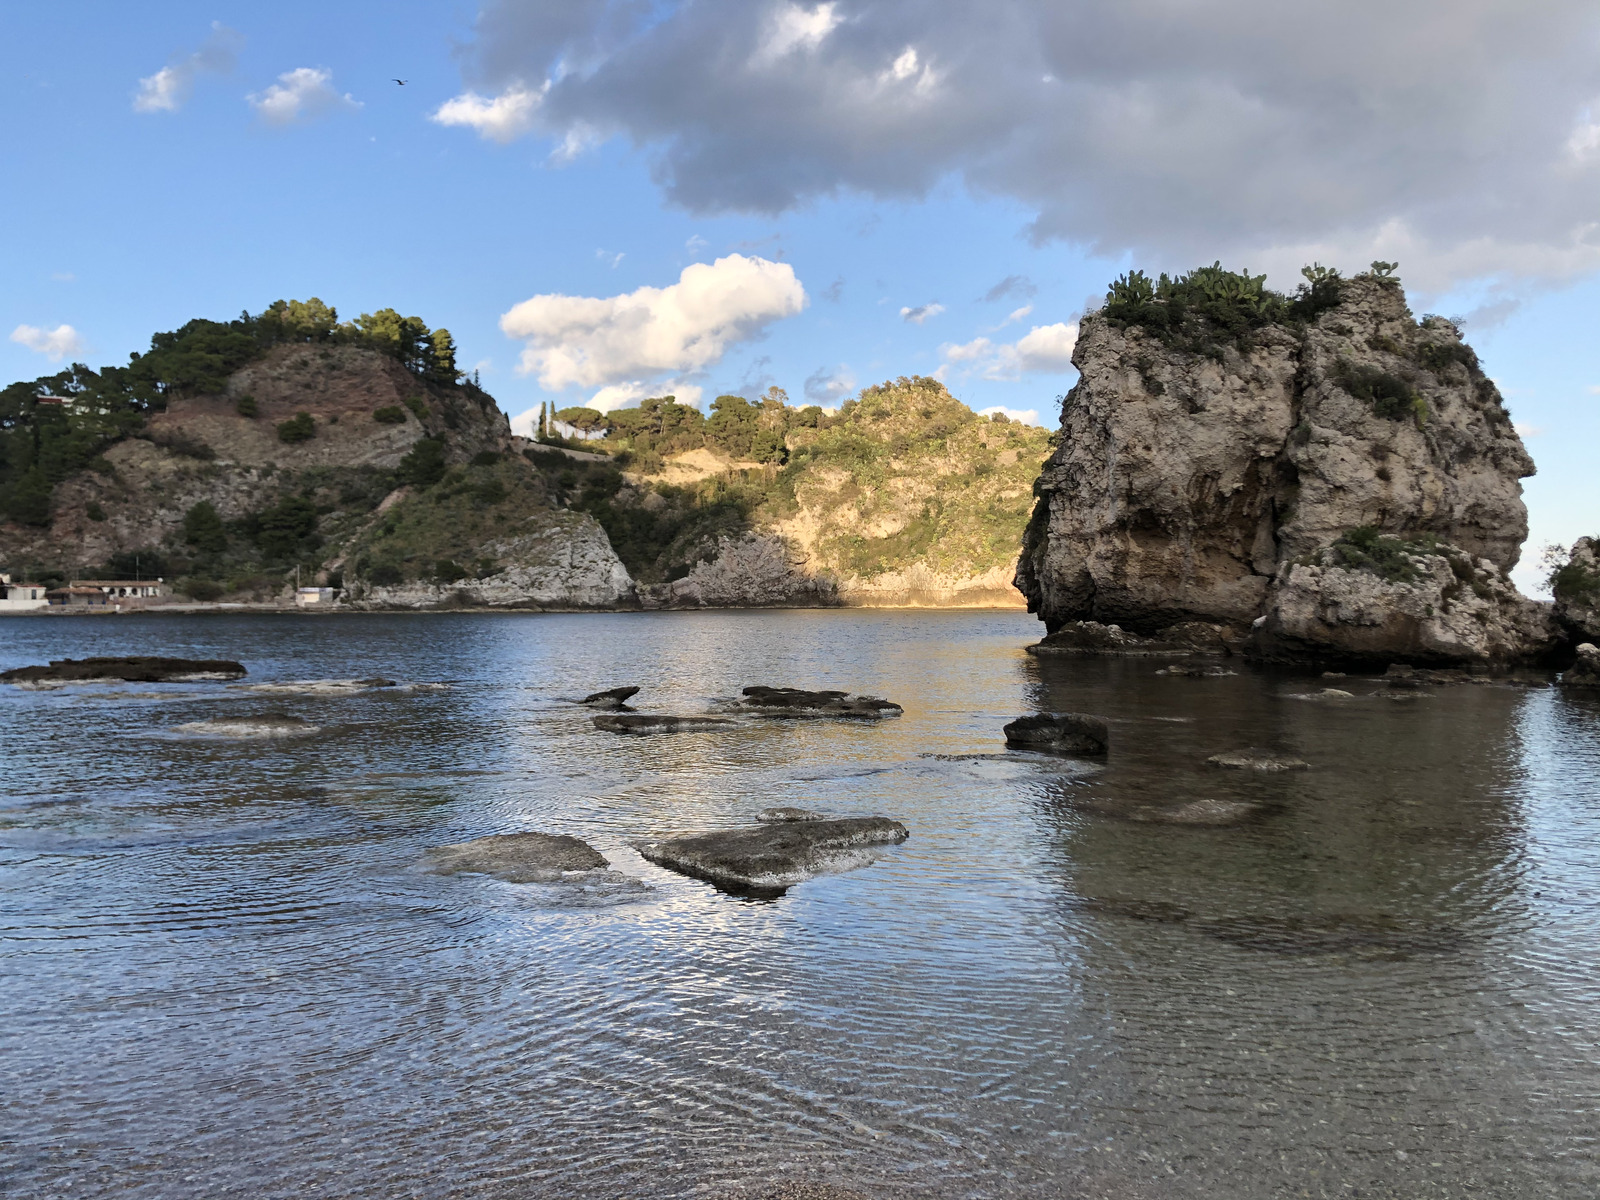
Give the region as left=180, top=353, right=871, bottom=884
left=500, top=253, right=807, bottom=389
left=754, top=3, right=841, bottom=65
left=596, top=248, right=625, bottom=268
left=686, top=234, right=709, bottom=253
left=1588, top=385, right=1600, bottom=395
left=133, top=23, right=239, bottom=114
left=248, top=68, right=361, bottom=126
left=430, top=84, right=545, bottom=143
left=940, top=321, right=1078, bottom=380
left=1006, top=304, right=1034, bottom=324
left=10, top=324, right=85, bottom=362
left=900, top=302, right=944, bottom=324
left=1514, top=422, right=1544, bottom=438
left=804, top=364, right=856, bottom=403
left=978, top=404, right=1043, bottom=426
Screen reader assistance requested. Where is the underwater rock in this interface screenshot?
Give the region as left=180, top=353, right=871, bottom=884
left=1003, top=712, right=1110, bottom=757
left=1155, top=662, right=1237, bottom=677
left=427, top=831, right=608, bottom=883
left=1080, top=897, right=1463, bottom=957
left=1206, top=750, right=1310, bottom=771
left=246, top=677, right=396, bottom=694
left=636, top=816, right=909, bottom=894
left=729, top=686, right=903, bottom=718
left=580, top=685, right=641, bottom=708
left=3, top=656, right=247, bottom=686
left=1125, top=798, right=1263, bottom=826
left=757, top=807, right=826, bottom=823
left=592, top=713, right=735, bottom=733
left=171, top=713, right=319, bottom=738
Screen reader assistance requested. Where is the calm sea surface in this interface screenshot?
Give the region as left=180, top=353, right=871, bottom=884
left=2, top=610, right=1598, bottom=1199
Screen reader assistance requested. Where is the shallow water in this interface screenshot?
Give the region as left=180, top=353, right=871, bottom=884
left=2, top=610, right=1598, bottom=1199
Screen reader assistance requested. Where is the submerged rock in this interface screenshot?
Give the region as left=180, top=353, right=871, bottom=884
left=580, top=685, right=640, bottom=709
left=1003, top=712, right=1110, bottom=757
left=1081, top=897, right=1463, bottom=958
left=729, top=686, right=903, bottom=718
left=635, top=816, right=909, bottom=894
left=1562, top=643, right=1600, bottom=688
left=1155, top=662, right=1237, bottom=677
left=757, top=807, right=826, bottom=823
left=427, top=831, right=608, bottom=883
left=592, top=713, right=735, bottom=733
left=3, top=656, right=248, bottom=686
left=1125, top=798, right=1263, bottom=826
left=172, top=713, right=319, bottom=738
left=246, top=677, right=396, bottom=694
left=1206, top=750, right=1310, bottom=771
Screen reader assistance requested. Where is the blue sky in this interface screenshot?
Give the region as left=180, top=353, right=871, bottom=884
left=3, top=2, right=1598, bottom=592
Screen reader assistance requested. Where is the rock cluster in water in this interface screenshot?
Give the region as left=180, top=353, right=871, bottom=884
left=727, top=686, right=903, bottom=718
left=1015, top=272, right=1555, bottom=667
left=635, top=816, right=909, bottom=895
left=2, top=656, right=248, bottom=685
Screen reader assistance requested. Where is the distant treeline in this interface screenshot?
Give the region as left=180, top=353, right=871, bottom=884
left=0, top=298, right=459, bottom=526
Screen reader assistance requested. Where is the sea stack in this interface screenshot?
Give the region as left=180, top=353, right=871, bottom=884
left=1015, top=267, right=1558, bottom=666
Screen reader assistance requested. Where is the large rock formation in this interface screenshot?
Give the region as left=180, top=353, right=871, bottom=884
left=1016, top=271, right=1551, bottom=665
left=1550, top=537, right=1600, bottom=642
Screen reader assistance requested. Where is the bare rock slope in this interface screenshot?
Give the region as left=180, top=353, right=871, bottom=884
left=1016, top=272, right=1552, bottom=665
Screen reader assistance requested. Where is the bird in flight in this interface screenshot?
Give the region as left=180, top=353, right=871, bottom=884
left=393, top=78, right=408, bottom=86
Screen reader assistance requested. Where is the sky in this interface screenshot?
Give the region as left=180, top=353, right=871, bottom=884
left=3, top=1, right=1599, bottom=593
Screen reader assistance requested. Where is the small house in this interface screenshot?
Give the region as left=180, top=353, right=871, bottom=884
left=0, top=575, right=50, bottom=611
left=47, top=586, right=111, bottom=607
left=295, top=587, right=337, bottom=607
left=71, top=579, right=170, bottom=600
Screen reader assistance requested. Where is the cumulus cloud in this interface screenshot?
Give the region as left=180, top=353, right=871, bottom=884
left=900, top=302, right=944, bottom=324
left=431, top=83, right=545, bottom=143
left=133, top=23, right=239, bottom=113
left=804, top=364, right=856, bottom=403
left=445, top=0, right=1600, bottom=295
left=248, top=68, right=361, bottom=126
left=941, top=321, right=1078, bottom=380
left=500, top=253, right=806, bottom=391
left=10, top=324, right=85, bottom=362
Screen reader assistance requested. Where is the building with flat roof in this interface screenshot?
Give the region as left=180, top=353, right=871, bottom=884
left=70, top=579, right=169, bottom=599
left=0, top=575, right=50, bottom=611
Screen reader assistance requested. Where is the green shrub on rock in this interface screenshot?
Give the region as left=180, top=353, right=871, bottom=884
left=373, top=405, right=407, bottom=424
left=276, top=412, right=315, bottom=443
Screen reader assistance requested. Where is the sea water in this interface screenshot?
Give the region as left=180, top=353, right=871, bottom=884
left=2, top=610, right=1597, bottom=1198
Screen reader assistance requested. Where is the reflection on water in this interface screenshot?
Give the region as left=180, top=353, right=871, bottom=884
left=2, top=611, right=1598, bottom=1199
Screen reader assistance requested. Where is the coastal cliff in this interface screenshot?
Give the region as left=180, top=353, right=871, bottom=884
left=1016, top=267, right=1556, bottom=666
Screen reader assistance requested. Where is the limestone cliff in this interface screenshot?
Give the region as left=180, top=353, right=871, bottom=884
left=1016, top=270, right=1550, bottom=665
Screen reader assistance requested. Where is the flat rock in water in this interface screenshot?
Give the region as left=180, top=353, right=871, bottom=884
left=592, top=713, right=734, bottom=733
left=3, top=656, right=248, bottom=686
left=636, top=816, right=909, bottom=894
left=172, top=714, right=319, bottom=738
left=1156, top=663, right=1237, bottom=677
left=1003, top=712, right=1109, bottom=757
left=1206, top=750, right=1310, bottom=772
left=247, top=677, right=396, bottom=694
left=428, top=831, right=609, bottom=883
left=731, top=686, right=902, bottom=719
left=757, top=807, right=826, bottom=823
left=580, top=685, right=641, bottom=708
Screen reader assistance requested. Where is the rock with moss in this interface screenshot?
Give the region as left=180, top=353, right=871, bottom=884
left=1550, top=537, right=1600, bottom=641
left=1017, top=267, right=1542, bottom=665
left=1562, top=643, right=1600, bottom=688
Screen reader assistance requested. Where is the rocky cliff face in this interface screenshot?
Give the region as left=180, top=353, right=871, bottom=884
left=1016, top=273, right=1549, bottom=665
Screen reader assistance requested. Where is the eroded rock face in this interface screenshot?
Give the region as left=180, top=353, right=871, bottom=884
left=1016, top=275, right=1542, bottom=665
left=2, top=656, right=247, bottom=685
left=635, top=817, right=909, bottom=894
left=1562, top=643, right=1600, bottom=688
left=1551, top=538, right=1600, bottom=642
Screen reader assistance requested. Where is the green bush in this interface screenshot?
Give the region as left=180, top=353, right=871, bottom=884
left=367, top=561, right=403, bottom=586
left=1335, top=362, right=1427, bottom=425
left=470, top=449, right=500, bottom=466
left=396, top=438, right=447, bottom=487
left=182, top=500, right=227, bottom=554
left=180, top=578, right=225, bottom=602
left=1325, top=526, right=1442, bottom=583
left=235, top=394, right=259, bottom=418
left=434, top=559, right=469, bottom=583
left=1552, top=559, right=1600, bottom=604
left=86, top=502, right=106, bottom=521
left=249, top=495, right=320, bottom=561
left=373, top=405, right=407, bottom=424
left=276, top=412, right=315, bottom=443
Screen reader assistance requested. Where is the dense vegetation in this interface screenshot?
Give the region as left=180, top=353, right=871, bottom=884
left=0, top=297, right=459, bottom=526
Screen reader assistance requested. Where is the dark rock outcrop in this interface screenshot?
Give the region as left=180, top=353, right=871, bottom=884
left=592, top=713, right=735, bottom=733
left=580, top=686, right=640, bottom=709
left=2, top=656, right=247, bottom=685
left=1016, top=273, right=1548, bottom=666
left=1002, top=712, right=1110, bottom=756
left=427, top=831, right=609, bottom=882
left=1561, top=643, right=1600, bottom=688
left=729, top=686, right=903, bottom=718
left=635, top=816, right=909, bottom=894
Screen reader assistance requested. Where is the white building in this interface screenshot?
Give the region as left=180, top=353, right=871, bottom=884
left=295, top=587, right=337, bottom=607
left=71, top=579, right=169, bottom=600
left=0, top=574, right=49, bottom=611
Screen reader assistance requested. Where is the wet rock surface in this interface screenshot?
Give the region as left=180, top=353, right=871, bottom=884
left=172, top=714, right=320, bottom=738
left=580, top=686, right=640, bottom=709
left=1562, top=643, right=1600, bottom=688
left=636, top=817, right=909, bottom=894
left=1003, top=712, right=1110, bottom=757
left=592, top=713, right=735, bottom=733
left=758, top=807, right=826, bottom=823
left=427, top=831, right=609, bottom=883
left=1206, top=750, right=1310, bottom=771
left=1026, top=620, right=1240, bottom=657
left=3, top=656, right=248, bottom=686
left=729, top=686, right=903, bottom=718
